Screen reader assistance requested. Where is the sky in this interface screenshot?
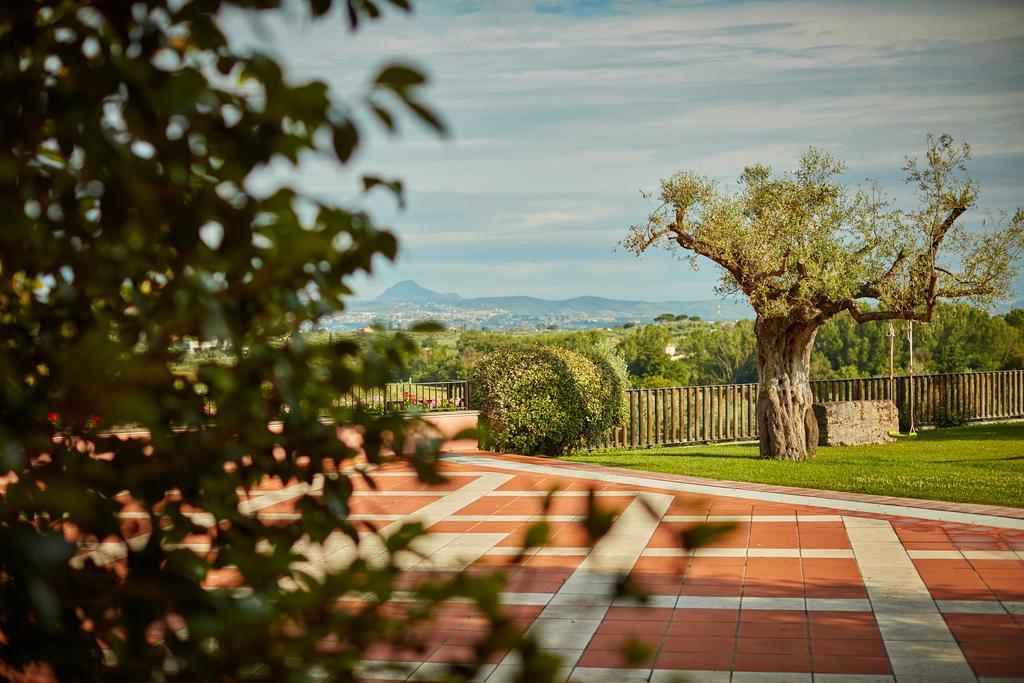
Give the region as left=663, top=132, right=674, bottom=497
left=225, top=0, right=1024, bottom=303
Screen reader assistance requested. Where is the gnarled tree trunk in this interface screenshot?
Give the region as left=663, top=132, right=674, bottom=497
left=755, top=317, right=820, bottom=460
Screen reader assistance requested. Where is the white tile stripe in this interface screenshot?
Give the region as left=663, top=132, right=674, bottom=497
left=341, top=470, right=485, bottom=478
left=486, top=546, right=856, bottom=558
left=639, top=548, right=856, bottom=558
left=358, top=662, right=918, bottom=682
left=384, top=473, right=515, bottom=533
left=843, top=517, right=976, bottom=682
left=294, top=473, right=515, bottom=576
left=238, top=478, right=321, bottom=514
left=479, top=490, right=639, bottom=497
left=334, top=489, right=639, bottom=497
left=495, top=493, right=673, bottom=676
left=663, top=514, right=845, bottom=522
left=354, top=663, right=1022, bottom=683
left=446, top=454, right=1024, bottom=530
left=907, top=549, right=1024, bottom=561
left=356, top=589, right=1023, bottom=616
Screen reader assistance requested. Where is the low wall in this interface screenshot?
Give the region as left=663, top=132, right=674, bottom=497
left=420, top=410, right=480, bottom=452
left=813, top=400, right=898, bottom=446
left=336, top=410, right=480, bottom=454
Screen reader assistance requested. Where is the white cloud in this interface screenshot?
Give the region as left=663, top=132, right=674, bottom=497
left=223, top=0, right=1024, bottom=301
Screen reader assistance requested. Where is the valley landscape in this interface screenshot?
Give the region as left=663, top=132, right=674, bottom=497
left=323, top=279, right=753, bottom=330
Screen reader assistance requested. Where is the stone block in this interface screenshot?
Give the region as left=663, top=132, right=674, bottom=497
left=812, top=400, right=898, bottom=446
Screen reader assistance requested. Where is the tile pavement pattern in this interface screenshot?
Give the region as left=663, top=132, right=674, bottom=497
left=85, top=451, right=1024, bottom=682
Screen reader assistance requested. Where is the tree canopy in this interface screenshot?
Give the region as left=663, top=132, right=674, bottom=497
left=624, top=135, right=1024, bottom=326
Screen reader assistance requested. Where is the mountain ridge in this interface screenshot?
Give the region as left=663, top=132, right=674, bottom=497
left=374, top=279, right=462, bottom=303
left=363, top=280, right=752, bottom=322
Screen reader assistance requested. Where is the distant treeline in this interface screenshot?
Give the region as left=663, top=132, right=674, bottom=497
left=393, top=303, right=1024, bottom=389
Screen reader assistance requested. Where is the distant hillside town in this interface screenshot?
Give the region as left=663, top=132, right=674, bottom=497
left=319, top=280, right=754, bottom=331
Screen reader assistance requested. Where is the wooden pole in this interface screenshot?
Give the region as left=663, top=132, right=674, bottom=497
left=907, top=320, right=915, bottom=434
left=887, top=321, right=896, bottom=402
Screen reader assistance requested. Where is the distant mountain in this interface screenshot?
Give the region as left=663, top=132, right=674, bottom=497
left=335, top=280, right=753, bottom=330
left=374, top=279, right=462, bottom=303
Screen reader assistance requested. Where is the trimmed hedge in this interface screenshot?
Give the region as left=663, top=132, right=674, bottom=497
left=580, top=339, right=629, bottom=435
left=471, top=344, right=626, bottom=456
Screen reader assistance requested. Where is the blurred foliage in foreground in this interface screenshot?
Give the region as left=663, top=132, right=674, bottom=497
left=0, top=1, right=608, bottom=680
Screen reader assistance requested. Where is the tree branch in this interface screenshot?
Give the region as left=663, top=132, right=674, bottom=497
left=857, top=248, right=906, bottom=298
left=932, top=206, right=966, bottom=251
left=668, top=222, right=750, bottom=290
left=765, top=245, right=792, bottom=278
left=843, top=300, right=935, bottom=324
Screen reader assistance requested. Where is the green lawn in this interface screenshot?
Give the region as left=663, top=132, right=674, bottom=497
left=561, top=422, right=1024, bottom=508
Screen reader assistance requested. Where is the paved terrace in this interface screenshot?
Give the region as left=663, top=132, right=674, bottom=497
left=87, top=451, right=1024, bottom=682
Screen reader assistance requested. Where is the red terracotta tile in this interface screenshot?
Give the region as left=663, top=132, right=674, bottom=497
left=578, top=648, right=650, bottom=668
left=660, top=635, right=736, bottom=653
left=811, top=639, right=887, bottom=657
left=604, top=606, right=673, bottom=622
left=812, top=655, right=892, bottom=674
left=671, top=608, right=740, bottom=622
left=969, top=658, right=1024, bottom=677
left=740, top=610, right=807, bottom=623
left=733, top=653, right=811, bottom=672
left=736, top=638, right=810, bottom=655
left=739, top=622, right=809, bottom=639
left=681, top=582, right=743, bottom=596
left=960, top=638, right=1024, bottom=659
left=598, top=620, right=670, bottom=636
left=667, top=620, right=738, bottom=638
left=656, top=651, right=734, bottom=670
left=587, top=632, right=661, bottom=651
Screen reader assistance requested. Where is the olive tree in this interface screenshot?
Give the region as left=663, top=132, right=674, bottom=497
left=625, top=136, right=1024, bottom=460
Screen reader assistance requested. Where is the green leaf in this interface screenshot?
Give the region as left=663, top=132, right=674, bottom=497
left=362, top=175, right=405, bottom=207
left=405, top=99, right=447, bottom=135
left=522, top=521, right=550, bottom=551
left=374, top=65, right=426, bottom=90
left=623, top=638, right=656, bottom=666
left=680, top=522, right=734, bottom=550
left=309, top=0, right=332, bottom=17
left=333, top=120, right=360, bottom=163
left=370, top=102, right=397, bottom=132
left=583, top=489, right=616, bottom=543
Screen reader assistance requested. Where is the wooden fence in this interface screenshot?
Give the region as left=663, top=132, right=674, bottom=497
left=596, top=370, right=1024, bottom=449
left=339, top=380, right=469, bottom=413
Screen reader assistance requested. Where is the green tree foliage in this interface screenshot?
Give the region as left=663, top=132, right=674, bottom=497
left=471, top=345, right=624, bottom=455
left=684, top=320, right=758, bottom=385
left=616, top=324, right=691, bottom=387
left=0, top=2, right=566, bottom=680
left=396, top=303, right=1024, bottom=391
left=579, top=340, right=630, bottom=433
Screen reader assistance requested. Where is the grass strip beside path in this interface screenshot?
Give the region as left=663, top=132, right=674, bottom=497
left=561, top=422, right=1024, bottom=508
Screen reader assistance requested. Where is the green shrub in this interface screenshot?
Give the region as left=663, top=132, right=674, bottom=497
left=932, top=406, right=969, bottom=428
left=471, top=344, right=624, bottom=455
left=580, top=340, right=629, bottom=433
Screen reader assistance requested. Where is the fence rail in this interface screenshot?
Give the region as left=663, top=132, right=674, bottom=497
left=597, top=370, right=1024, bottom=449
left=340, top=380, right=469, bottom=414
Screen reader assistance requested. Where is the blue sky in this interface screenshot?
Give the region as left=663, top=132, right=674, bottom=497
left=227, top=0, right=1024, bottom=303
